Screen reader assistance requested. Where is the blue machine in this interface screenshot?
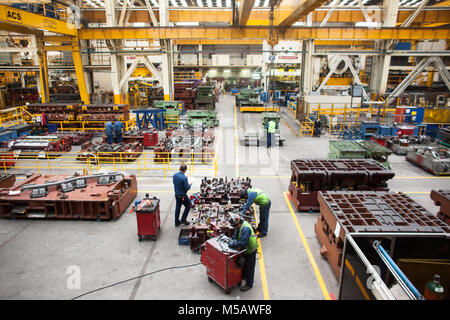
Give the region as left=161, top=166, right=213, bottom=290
left=132, top=108, right=166, bottom=130
left=359, top=122, right=380, bottom=140
left=402, top=107, right=425, bottom=124
left=260, top=92, right=267, bottom=102
left=230, top=88, right=239, bottom=94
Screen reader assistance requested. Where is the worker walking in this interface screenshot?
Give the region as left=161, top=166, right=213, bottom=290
left=240, top=188, right=271, bottom=238
left=114, top=120, right=125, bottom=143
left=173, top=164, right=192, bottom=227
left=265, top=120, right=276, bottom=148
left=105, top=121, right=114, bottom=144
left=228, top=213, right=258, bottom=292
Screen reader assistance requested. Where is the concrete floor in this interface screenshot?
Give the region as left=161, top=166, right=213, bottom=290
left=0, top=94, right=448, bottom=300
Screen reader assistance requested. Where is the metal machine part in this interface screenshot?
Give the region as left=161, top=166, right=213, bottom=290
left=406, top=146, right=450, bottom=176
left=430, top=189, right=450, bottom=225
left=0, top=172, right=137, bottom=220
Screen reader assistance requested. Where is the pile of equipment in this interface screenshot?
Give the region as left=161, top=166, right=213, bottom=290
left=77, top=141, right=143, bottom=163
left=406, top=146, right=450, bottom=176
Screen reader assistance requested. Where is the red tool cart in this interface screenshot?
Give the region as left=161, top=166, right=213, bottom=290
left=134, top=196, right=161, bottom=241
left=200, top=235, right=245, bottom=294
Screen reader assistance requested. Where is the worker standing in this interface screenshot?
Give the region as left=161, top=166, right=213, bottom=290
left=240, top=188, right=271, bottom=238
left=114, top=120, right=125, bottom=143
left=173, top=164, right=192, bottom=227
left=265, top=120, right=276, bottom=148
left=228, top=213, right=258, bottom=292
left=105, top=121, right=114, bottom=144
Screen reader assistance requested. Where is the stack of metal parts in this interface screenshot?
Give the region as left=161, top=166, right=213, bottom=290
left=315, top=190, right=450, bottom=279
left=2, top=135, right=72, bottom=158
left=77, top=141, right=143, bottom=163
left=181, top=110, right=219, bottom=127
left=430, top=189, right=450, bottom=225
left=406, top=146, right=450, bottom=175
left=289, top=159, right=395, bottom=211
left=235, top=89, right=264, bottom=107
left=194, top=86, right=216, bottom=110
left=329, top=140, right=367, bottom=159
left=25, top=103, right=129, bottom=130
left=0, top=172, right=137, bottom=220
left=3, top=87, right=39, bottom=107
left=174, top=82, right=197, bottom=110
left=154, top=124, right=215, bottom=162
left=187, top=177, right=255, bottom=252
left=384, top=135, right=436, bottom=155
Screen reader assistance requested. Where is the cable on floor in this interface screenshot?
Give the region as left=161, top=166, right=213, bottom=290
left=71, top=262, right=202, bottom=300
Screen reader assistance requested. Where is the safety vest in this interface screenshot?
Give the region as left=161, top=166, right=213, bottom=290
left=247, top=188, right=270, bottom=207
left=267, top=121, right=276, bottom=133
left=238, top=220, right=258, bottom=255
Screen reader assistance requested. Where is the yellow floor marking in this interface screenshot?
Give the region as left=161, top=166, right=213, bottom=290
left=281, top=118, right=299, bottom=137
left=252, top=204, right=270, bottom=300
left=283, top=192, right=331, bottom=300
left=395, top=176, right=450, bottom=179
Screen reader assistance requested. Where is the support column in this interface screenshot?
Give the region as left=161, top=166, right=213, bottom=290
left=72, top=43, right=90, bottom=104
left=105, top=0, right=125, bottom=104
left=159, top=0, right=173, bottom=101
left=370, top=0, right=399, bottom=95
left=198, top=44, right=203, bottom=66
left=37, top=37, right=49, bottom=103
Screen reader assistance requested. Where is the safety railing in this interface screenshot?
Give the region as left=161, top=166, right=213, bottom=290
left=299, top=118, right=314, bottom=137
left=164, top=114, right=179, bottom=127
left=0, top=150, right=217, bottom=178
left=0, top=106, right=26, bottom=127
left=3, top=0, right=70, bottom=21
left=287, top=101, right=297, bottom=119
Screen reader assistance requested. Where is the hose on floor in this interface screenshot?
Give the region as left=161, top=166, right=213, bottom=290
left=71, top=262, right=202, bottom=300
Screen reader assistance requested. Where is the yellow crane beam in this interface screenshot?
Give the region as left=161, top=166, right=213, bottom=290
left=81, top=8, right=450, bottom=26
left=0, top=4, right=77, bottom=36
left=77, top=26, right=450, bottom=41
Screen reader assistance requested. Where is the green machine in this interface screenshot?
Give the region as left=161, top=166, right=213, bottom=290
left=194, top=86, right=216, bottom=110
left=328, top=140, right=367, bottom=159
left=185, top=110, right=219, bottom=127
left=153, top=100, right=184, bottom=128
left=329, top=140, right=392, bottom=168
left=236, top=88, right=264, bottom=107
left=356, top=140, right=392, bottom=168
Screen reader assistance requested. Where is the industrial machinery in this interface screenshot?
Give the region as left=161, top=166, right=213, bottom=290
left=174, top=82, right=198, bottom=111
left=356, top=140, right=392, bottom=168
left=200, top=235, right=245, bottom=294
left=133, top=196, right=161, bottom=241
left=376, top=135, right=436, bottom=155
left=194, top=86, right=216, bottom=110
left=153, top=100, right=185, bottom=128
left=329, top=140, right=367, bottom=159
left=3, top=135, right=72, bottom=158
left=154, top=124, right=215, bottom=162
left=0, top=172, right=137, bottom=220
left=184, top=177, right=256, bottom=252
left=77, top=141, right=143, bottom=163
left=430, top=189, right=450, bottom=225
left=181, top=110, right=219, bottom=127
left=406, top=146, right=450, bottom=175
left=439, top=127, right=450, bottom=147
left=52, top=132, right=93, bottom=146
left=315, top=190, right=450, bottom=282
left=289, top=159, right=394, bottom=212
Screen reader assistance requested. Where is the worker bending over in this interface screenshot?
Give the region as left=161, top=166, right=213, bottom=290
left=265, top=120, right=276, bottom=148
left=240, top=188, right=271, bottom=238
left=228, top=213, right=258, bottom=292
left=172, top=164, right=192, bottom=227
left=105, top=121, right=114, bottom=144
left=114, top=120, right=125, bottom=143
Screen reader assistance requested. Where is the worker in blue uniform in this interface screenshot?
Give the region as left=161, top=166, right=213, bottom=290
left=113, top=120, right=125, bottom=143
left=105, top=121, right=114, bottom=144
left=172, top=164, right=192, bottom=227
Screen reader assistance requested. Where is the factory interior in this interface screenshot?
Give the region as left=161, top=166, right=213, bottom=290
left=0, top=0, right=449, bottom=307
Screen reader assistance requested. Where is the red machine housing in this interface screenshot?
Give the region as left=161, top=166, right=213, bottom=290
left=200, top=235, right=245, bottom=294
left=134, top=197, right=161, bottom=241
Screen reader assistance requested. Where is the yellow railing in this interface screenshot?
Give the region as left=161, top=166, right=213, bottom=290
left=287, top=101, right=297, bottom=119
left=0, top=150, right=217, bottom=178
left=299, top=118, right=314, bottom=137
left=3, top=0, right=70, bottom=21
left=164, top=114, right=179, bottom=126
left=0, top=107, right=25, bottom=128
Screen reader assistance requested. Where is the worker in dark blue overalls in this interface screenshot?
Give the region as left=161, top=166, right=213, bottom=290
left=105, top=121, right=114, bottom=144
left=114, top=120, right=125, bottom=143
